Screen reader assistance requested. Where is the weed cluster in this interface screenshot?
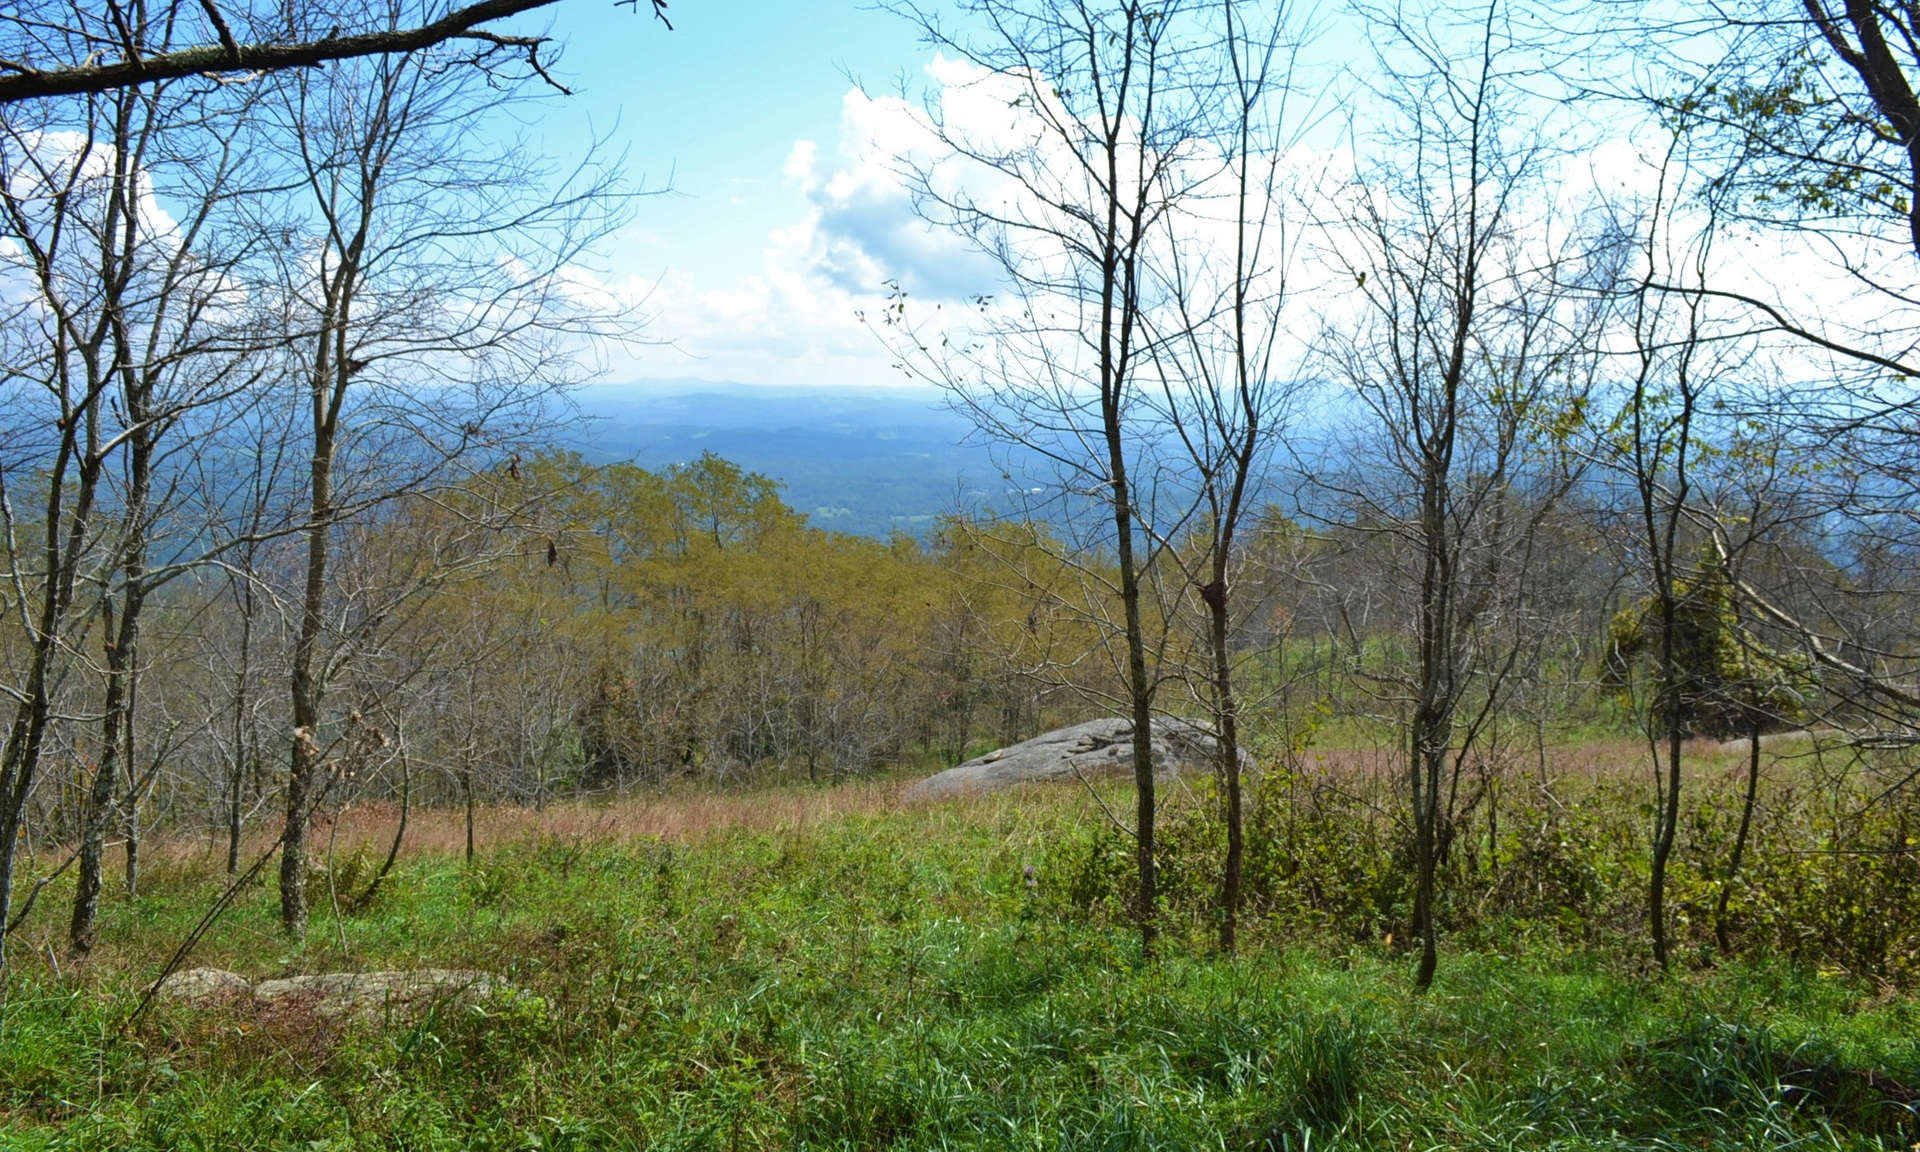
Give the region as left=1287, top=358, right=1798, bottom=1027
left=1064, top=757, right=1920, bottom=985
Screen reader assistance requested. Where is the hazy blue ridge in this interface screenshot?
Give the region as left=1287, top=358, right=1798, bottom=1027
left=568, top=382, right=1013, bottom=538
left=565, top=380, right=1338, bottom=538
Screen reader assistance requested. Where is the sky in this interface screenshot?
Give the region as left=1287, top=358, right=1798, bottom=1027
left=499, top=0, right=955, bottom=392
left=471, top=0, right=1914, bottom=401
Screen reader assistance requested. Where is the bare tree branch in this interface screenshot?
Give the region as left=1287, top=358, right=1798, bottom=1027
left=0, top=0, right=670, bottom=104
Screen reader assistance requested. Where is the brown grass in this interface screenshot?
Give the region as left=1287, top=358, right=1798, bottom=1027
left=1291, top=733, right=1838, bottom=790
left=126, top=778, right=913, bottom=870
left=35, top=731, right=1864, bottom=880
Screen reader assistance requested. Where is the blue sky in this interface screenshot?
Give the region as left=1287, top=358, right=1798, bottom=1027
left=472, top=1, right=1881, bottom=401
left=499, top=0, right=947, bottom=391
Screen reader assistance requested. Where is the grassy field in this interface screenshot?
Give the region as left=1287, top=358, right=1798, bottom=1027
left=4, top=754, right=1920, bottom=1150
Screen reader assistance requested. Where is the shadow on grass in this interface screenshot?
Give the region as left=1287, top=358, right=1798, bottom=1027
left=1625, top=1015, right=1919, bottom=1142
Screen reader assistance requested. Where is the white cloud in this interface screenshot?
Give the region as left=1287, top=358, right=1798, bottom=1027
left=606, top=43, right=1918, bottom=399
left=784, top=140, right=817, bottom=191
left=611, top=60, right=1025, bottom=390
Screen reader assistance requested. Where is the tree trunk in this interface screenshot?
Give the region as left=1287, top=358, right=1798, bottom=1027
left=280, top=423, right=335, bottom=938
left=71, top=404, right=151, bottom=951
left=70, top=593, right=136, bottom=954
left=1636, top=331, right=1695, bottom=973
left=227, top=578, right=256, bottom=875
left=1715, top=716, right=1763, bottom=954
left=0, top=434, right=101, bottom=967
left=1485, top=766, right=1500, bottom=879
left=1647, top=547, right=1685, bottom=971
left=1412, top=742, right=1444, bottom=990
left=121, top=652, right=143, bottom=900
left=463, top=767, right=476, bottom=866
left=1411, top=449, right=1457, bottom=992
left=352, top=751, right=409, bottom=910
left=1110, top=467, right=1157, bottom=959
left=122, top=803, right=139, bottom=900
left=1649, top=724, right=1683, bottom=969
left=1205, top=580, right=1243, bottom=954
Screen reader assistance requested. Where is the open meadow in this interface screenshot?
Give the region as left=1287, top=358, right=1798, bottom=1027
left=5, top=737, right=1919, bottom=1151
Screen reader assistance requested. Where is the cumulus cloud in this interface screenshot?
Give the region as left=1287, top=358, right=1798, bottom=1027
left=614, top=60, right=1026, bottom=389
left=798, top=83, right=1006, bottom=301
left=614, top=50, right=1326, bottom=389
left=612, top=46, right=1911, bottom=397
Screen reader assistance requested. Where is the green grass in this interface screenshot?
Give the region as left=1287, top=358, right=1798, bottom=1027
left=3, top=784, right=1918, bottom=1150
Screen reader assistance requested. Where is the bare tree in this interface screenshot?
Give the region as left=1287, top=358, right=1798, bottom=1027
left=0, top=61, right=274, bottom=958
left=252, top=23, right=634, bottom=937
left=51, top=77, right=278, bottom=956
left=0, top=119, right=114, bottom=966
left=1142, top=0, right=1316, bottom=954
left=1576, top=4, right=1920, bottom=797
left=1601, top=126, right=1769, bottom=970
left=0, top=0, right=671, bottom=104
left=874, top=0, right=1222, bottom=956
left=1315, top=0, right=1610, bottom=989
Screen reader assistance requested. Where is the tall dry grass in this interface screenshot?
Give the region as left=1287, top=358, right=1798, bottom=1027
left=109, top=779, right=910, bottom=872
left=38, top=731, right=1858, bottom=877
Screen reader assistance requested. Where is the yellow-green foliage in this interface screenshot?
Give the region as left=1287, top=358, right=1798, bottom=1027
left=1059, top=756, right=1920, bottom=987
left=1606, top=557, right=1813, bottom=739
left=400, top=452, right=1122, bottom=790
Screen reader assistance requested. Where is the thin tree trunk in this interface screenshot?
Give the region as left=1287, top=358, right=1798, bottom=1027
left=73, top=383, right=153, bottom=948
left=1110, top=460, right=1157, bottom=959
left=1649, top=724, right=1683, bottom=969
left=1637, top=329, right=1694, bottom=973
left=0, top=404, right=102, bottom=968
left=1647, top=526, right=1686, bottom=972
left=1412, top=454, right=1457, bottom=993
left=1413, top=744, right=1443, bottom=989
left=122, top=810, right=139, bottom=899
left=70, top=592, right=136, bottom=954
left=121, top=655, right=142, bottom=899
left=1206, top=581, right=1243, bottom=954
left=227, top=579, right=255, bottom=875
left=1715, top=716, right=1762, bottom=954
left=280, top=435, right=334, bottom=938
left=1485, top=766, right=1500, bottom=879
left=352, top=750, right=408, bottom=910
left=280, top=260, right=354, bottom=935
left=278, top=106, right=372, bottom=933
left=463, top=767, right=476, bottom=866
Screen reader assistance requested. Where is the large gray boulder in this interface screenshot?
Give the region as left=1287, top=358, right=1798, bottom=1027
left=905, top=716, right=1235, bottom=802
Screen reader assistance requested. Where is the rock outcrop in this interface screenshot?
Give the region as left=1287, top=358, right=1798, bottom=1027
left=905, top=716, right=1238, bottom=802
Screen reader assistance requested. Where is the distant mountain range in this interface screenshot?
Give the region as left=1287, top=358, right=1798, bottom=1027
left=563, top=379, right=1338, bottom=539
left=566, top=381, right=1008, bottom=538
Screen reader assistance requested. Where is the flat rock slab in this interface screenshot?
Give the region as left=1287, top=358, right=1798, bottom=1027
left=905, top=716, right=1237, bottom=802
left=154, top=967, right=252, bottom=1003
left=157, top=967, right=527, bottom=1021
